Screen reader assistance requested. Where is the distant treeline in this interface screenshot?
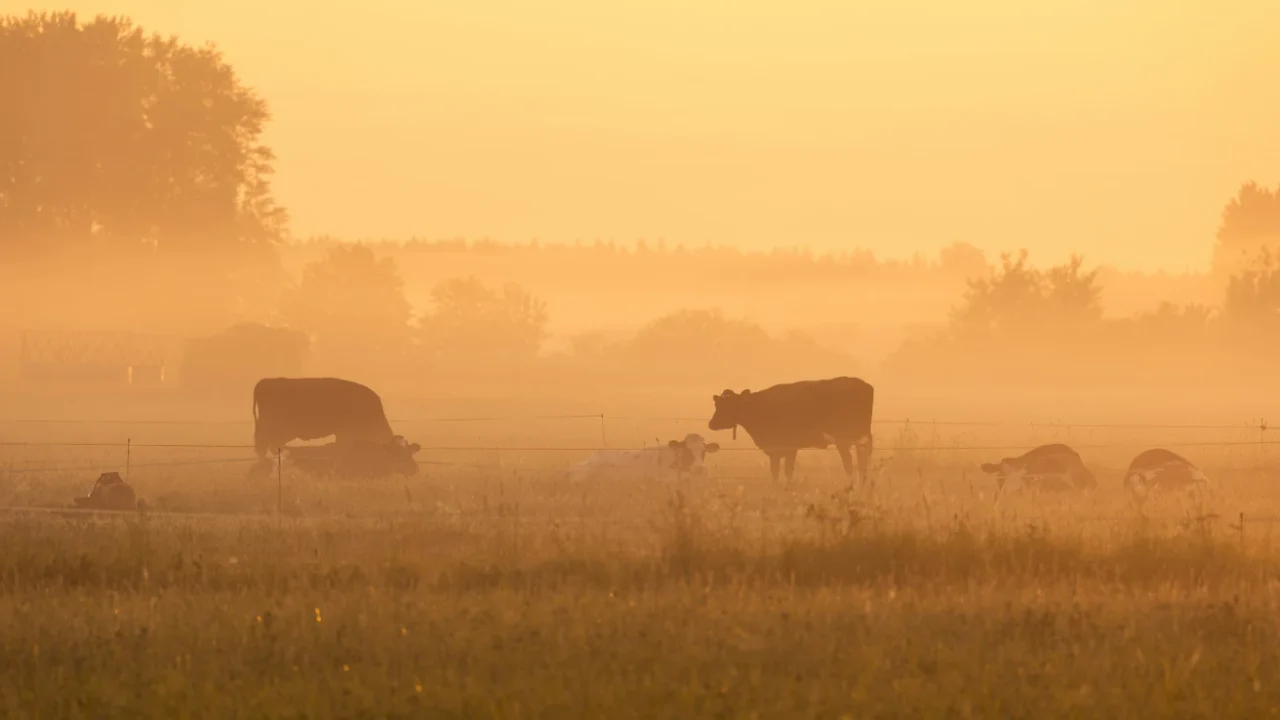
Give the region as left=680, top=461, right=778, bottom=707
left=3, top=12, right=1279, bottom=401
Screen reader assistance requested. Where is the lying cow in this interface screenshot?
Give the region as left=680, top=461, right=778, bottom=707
left=250, top=377, right=420, bottom=478
left=73, top=472, right=143, bottom=511
left=708, top=376, right=874, bottom=483
left=1124, top=448, right=1210, bottom=498
left=260, top=436, right=421, bottom=479
left=568, top=434, right=720, bottom=482
left=980, top=443, right=1097, bottom=496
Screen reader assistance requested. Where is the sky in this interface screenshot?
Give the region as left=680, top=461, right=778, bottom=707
left=12, top=0, right=1280, bottom=271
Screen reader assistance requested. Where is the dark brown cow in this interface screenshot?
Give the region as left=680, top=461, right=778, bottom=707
left=251, top=377, right=420, bottom=477
left=708, top=376, right=874, bottom=482
left=73, top=472, right=142, bottom=511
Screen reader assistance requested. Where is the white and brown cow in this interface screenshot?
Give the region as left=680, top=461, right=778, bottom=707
left=980, top=443, right=1097, bottom=496
left=1124, top=448, right=1210, bottom=499
left=568, top=434, right=721, bottom=482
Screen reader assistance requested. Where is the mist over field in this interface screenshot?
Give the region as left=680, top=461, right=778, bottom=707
left=3, top=5, right=1280, bottom=717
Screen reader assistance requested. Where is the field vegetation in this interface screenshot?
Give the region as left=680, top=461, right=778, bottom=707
left=2, top=418, right=1279, bottom=717
left=5, top=12, right=1280, bottom=717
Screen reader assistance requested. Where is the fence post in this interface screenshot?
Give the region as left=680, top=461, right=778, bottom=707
left=599, top=414, right=607, bottom=449
left=276, top=448, right=282, bottom=514
left=1260, top=419, right=1268, bottom=467
left=125, top=438, right=131, bottom=482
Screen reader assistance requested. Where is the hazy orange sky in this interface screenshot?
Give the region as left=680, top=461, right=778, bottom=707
left=16, top=0, right=1280, bottom=271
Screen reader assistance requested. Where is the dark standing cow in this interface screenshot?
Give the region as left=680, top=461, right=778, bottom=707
left=708, top=376, right=874, bottom=482
left=980, top=443, right=1097, bottom=496
left=251, top=377, right=420, bottom=477
left=1124, top=448, right=1210, bottom=498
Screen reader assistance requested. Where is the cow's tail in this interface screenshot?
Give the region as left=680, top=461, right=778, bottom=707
left=251, top=380, right=266, bottom=458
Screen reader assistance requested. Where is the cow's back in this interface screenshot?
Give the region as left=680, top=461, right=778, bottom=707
left=254, top=377, right=394, bottom=445
left=1020, top=443, right=1083, bottom=465
left=1128, top=448, right=1194, bottom=472
left=744, top=376, right=873, bottom=445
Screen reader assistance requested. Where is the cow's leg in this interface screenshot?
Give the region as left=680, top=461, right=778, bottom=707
left=254, top=423, right=271, bottom=457
left=769, top=455, right=782, bottom=481
left=837, top=445, right=855, bottom=479
left=855, top=434, right=873, bottom=484
left=783, top=451, right=798, bottom=481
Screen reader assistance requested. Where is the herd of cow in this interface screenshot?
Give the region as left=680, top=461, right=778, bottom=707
left=243, top=375, right=1212, bottom=499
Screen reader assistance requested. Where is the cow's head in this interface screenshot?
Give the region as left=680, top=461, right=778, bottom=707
left=709, top=389, right=749, bottom=435
left=387, top=435, right=421, bottom=476
left=980, top=458, right=1025, bottom=493
left=666, top=433, right=721, bottom=475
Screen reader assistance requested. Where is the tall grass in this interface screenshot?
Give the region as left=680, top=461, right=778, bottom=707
left=1, top=430, right=1279, bottom=716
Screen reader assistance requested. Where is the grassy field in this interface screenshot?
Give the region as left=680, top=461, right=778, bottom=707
left=2, top=417, right=1280, bottom=718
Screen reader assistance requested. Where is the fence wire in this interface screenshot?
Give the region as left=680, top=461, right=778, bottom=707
left=0, top=440, right=1277, bottom=452
left=0, top=415, right=1270, bottom=431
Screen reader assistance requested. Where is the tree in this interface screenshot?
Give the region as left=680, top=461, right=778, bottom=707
left=1223, top=247, right=1280, bottom=330
left=0, top=12, right=286, bottom=331
left=615, top=309, right=856, bottom=386
left=938, top=242, right=989, bottom=280
left=418, top=277, right=549, bottom=364
left=950, top=250, right=1102, bottom=340
left=1211, top=181, right=1280, bottom=282
left=0, top=12, right=285, bottom=255
left=280, top=244, right=413, bottom=352
left=627, top=309, right=773, bottom=360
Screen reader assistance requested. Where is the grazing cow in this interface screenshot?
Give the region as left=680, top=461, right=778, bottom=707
left=980, top=443, right=1097, bottom=495
left=251, top=378, right=420, bottom=478
left=1124, top=448, right=1210, bottom=497
left=708, top=376, right=874, bottom=482
left=73, top=472, right=142, bottom=511
left=569, top=434, right=721, bottom=482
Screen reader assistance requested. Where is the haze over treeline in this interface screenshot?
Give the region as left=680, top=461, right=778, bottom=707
left=35, top=0, right=1280, bottom=270
left=2, top=12, right=1280, bottom=421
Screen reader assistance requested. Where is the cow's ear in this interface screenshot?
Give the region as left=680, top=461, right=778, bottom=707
left=668, top=440, right=682, bottom=449
left=409, top=443, right=421, bottom=453
left=705, top=443, right=720, bottom=453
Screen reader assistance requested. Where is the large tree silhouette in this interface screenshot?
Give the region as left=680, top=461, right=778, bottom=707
left=0, top=12, right=289, bottom=334
left=1211, top=181, right=1280, bottom=283
left=0, top=12, right=285, bottom=257
left=949, top=250, right=1102, bottom=340
left=418, top=277, right=549, bottom=365
left=281, top=244, right=413, bottom=354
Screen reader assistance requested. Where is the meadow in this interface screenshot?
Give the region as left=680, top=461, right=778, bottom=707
left=2, top=413, right=1280, bottom=718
